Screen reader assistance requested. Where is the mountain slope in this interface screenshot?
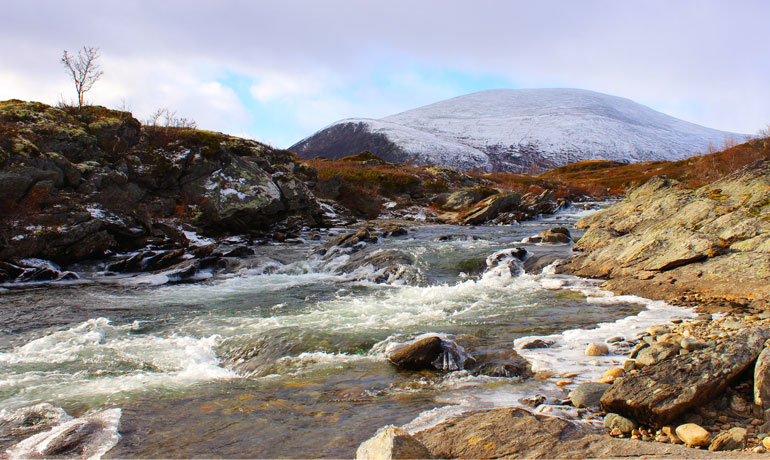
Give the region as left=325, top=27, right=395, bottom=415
left=291, top=89, right=745, bottom=173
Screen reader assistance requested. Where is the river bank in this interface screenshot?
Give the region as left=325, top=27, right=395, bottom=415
left=358, top=160, right=770, bottom=459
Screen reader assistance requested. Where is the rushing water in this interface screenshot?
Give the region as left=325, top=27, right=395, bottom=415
left=0, top=205, right=694, bottom=458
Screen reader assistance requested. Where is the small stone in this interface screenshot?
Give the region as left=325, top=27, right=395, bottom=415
left=585, top=342, right=609, bottom=356
left=752, top=419, right=763, bottom=426
left=648, top=325, right=669, bottom=336
left=753, top=445, right=766, bottom=453
left=520, top=338, right=552, bottom=349
left=717, top=415, right=729, bottom=423
left=676, top=423, right=711, bottom=448
left=655, top=434, right=669, bottom=443
left=610, top=428, right=623, bottom=437
left=623, top=360, right=636, bottom=372
left=607, top=336, right=624, bottom=343
left=681, top=337, right=706, bottom=351
left=604, top=413, right=637, bottom=435
left=636, top=344, right=679, bottom=367
left=763, top=436, right=770, bottom=450
left=569, top=382, right=611, bottom=408
left=709, top=427, right=746, bottom=451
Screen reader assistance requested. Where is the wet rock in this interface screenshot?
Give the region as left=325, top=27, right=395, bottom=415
left=355, top=425, right=434, bottom=460
left=601, top=328, right=769, bottom=427
left=585, top=342, right=609, bottom=356
left=604, top=413, right=637, bottom=435
left=676, top=423, right=711, bottom=448
left=470, top=349, right=532, bottom=378
left=709, top=427, right=746, bottom=451
left=222, top=245, right=255, bottom=258
left=636, top=344, right=678, bottom=367
left=318, top=228, right=379, bottom=256
left=525, top=227, right=572, bottom=244
left=315, top=176, right=380, bottom=219
left=381, top=225, right=407, bottom=238
left=522, top=252, right=565, bottom=274
left=387, top=336, right=473, bottom=372
left=484, top=248, right=527, bottom=278
left=333, top=249, right=431, bottom=286
left=755, top=347, right=770, bottom=410
left=520, top=338, right=552, bottom=349
left=569, top=382, right=610, bottom=408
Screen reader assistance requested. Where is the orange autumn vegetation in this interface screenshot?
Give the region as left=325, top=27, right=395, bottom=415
left=541, top=136, right=770, bottom=191
left=301, top=136, right=770, bottom=202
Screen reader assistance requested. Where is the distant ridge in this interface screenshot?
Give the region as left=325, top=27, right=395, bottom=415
left=291, top=88, right=745, bottom=173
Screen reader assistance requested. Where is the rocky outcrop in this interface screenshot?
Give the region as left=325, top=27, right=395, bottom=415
left=561, top=160, right=770, bottom=304
left=0, top=100, right=324, bottom=276
left=600, top=328, right=769, bottom=427
left=439, top=189, right=568, bottom=226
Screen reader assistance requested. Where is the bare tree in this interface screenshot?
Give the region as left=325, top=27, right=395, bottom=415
left=61, top=46, right=103, bottom=109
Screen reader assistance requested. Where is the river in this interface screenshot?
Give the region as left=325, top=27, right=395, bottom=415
left=0, top=205, right=693, bottom=458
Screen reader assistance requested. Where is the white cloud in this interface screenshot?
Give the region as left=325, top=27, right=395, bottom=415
left=1, top=0, right=768, bottom=144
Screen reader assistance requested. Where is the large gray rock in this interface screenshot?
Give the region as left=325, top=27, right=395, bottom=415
left=601, top=328, right=770, bottom=426
left=356, top=426, right=433, bottom=460
left=569, top=382, right=611, bottom=408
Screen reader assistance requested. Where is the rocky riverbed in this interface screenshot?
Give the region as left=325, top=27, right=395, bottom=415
left=355, top=160, right=770, bottom=459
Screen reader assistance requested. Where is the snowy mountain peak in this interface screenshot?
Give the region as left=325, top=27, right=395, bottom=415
left=291, top=88, right=745, bottom=173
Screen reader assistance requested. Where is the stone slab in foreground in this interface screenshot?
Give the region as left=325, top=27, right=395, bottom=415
left=601, top=328, right=769, bottom=427
left=413, top=407, right=761, bottom=459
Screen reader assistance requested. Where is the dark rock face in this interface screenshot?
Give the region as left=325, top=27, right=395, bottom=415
left=601, top=328, right=769, bottom=427
left=290, top=121, right=410, bottom=164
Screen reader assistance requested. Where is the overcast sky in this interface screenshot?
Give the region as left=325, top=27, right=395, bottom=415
left=2, top=0, right=768, bottom=147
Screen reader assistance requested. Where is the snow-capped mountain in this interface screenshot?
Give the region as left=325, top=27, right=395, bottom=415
left=291, top=88, right=745, bottom=172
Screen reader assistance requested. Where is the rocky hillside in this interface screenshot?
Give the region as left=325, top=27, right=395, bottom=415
left=560, top=159, right=770, bottom=306
left=0, top=100, right=321, bottom=276
left=291, top=88, right=744, bottom=173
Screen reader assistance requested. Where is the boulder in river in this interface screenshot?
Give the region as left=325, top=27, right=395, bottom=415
left=470, top=349, right=532, bottom=378
left=524, top=226, right=572, bottom=244
left=601, top=327, right=769, bottom=427
left=332, top=249, right=432, bottom=286
left=387, top=336, right=473, bottom=372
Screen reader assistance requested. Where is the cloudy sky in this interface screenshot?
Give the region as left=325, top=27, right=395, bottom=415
left=2, top=0, right=768, bottom=147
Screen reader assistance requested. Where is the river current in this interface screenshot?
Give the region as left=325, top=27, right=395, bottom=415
left=0, top=205, right=693, bottom=458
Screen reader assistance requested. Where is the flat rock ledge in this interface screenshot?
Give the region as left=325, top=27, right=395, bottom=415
left=601, top=327, right=770, bottom=426
left=409, top=407, right=762, bottom=459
